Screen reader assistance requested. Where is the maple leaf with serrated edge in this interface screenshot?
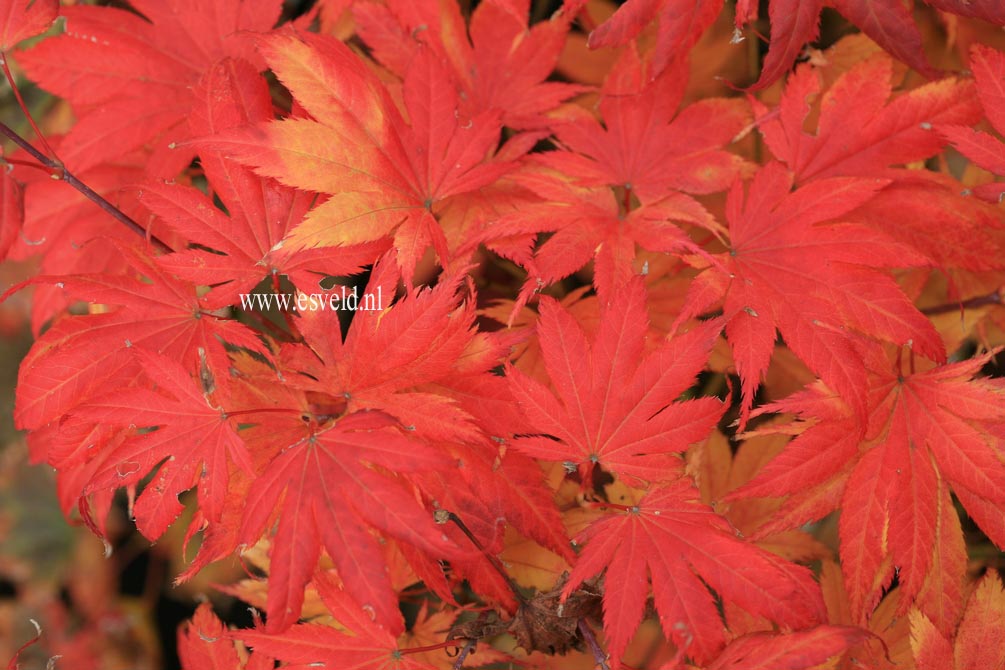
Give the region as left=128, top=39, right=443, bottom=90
left=0, top=0, right=56, bottom=51
left=237, top=410, right=459, bottom=633
left=414, top=440, right=574, bottom=613
left=235, top=571, right=438, bottom=668
left=564, top=478, right=825, bottom=667
left=730, top=346, right=1005, bottom=631
left=584, top=0, right=725, bottom=79
left=179, top=602, right=274, bottom=670
left=911, top=571, right=1005, bottom=670
left=677, top=625, right=871, bottom=670
left=143, top=58, right=386, bottom=309
left=546, top=45, right=750, bottom=205
left=754, top=54, right=980, bottom=183
left=479, top=162, right=715, bottom=305
left=677, top=162, right=943, bottom=424
left=68, top=350, right=252, bottom=541
left=588, top=0, right=1005, bottom=89
left=354, top=0, right=585, bottom=129
left=279, top=258, right=483, bottom=443
left=208, top=29, right=514, bottom=282
left=507, top=277, right=723, bottom=487
left=754, top=53, right=998, bottom=276
left=11, top=241, right=266, bottom=431
left=16, top=0, right=283, bottom=176
left=940, top=44, right=1005, bottom=203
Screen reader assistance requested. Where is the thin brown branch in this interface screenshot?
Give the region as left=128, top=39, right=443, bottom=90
left=0, top=120, right=172, bottom=253
left=447, top=511, right=526, bottom=604
left=450, top=639, right=477, bottom=670
left=578, top=618, right=610, bottom=670
left=920, top=289, right=1003, bottom=316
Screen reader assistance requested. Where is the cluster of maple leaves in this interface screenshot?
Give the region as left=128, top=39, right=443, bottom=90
left=2, top=0, right=1005, bottom=668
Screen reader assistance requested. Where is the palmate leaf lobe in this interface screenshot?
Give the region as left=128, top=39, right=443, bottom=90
left=679, top=162, right=942, bottom=424
left=732, top=348, right=1005, bottom=633
left=0, top=0, right=56, bottom=51
left=587, top=0, right=1005, bottom=88
left=280, top=259, right=484, bottom=443
left=690, top=624, right=871, bottom=670
left=70, top=350, right=252, bottom=541
left=237, top=410, right=459, bottom=633
left=940, top=44, right=1005, bottom=203
left=754, top=54, right=980, bottom=184
left=12, top=241, right=265, bottom=431
left=565, top=478, right=826, bottom=666
left=507, top=276, right=723, bottom=486
left=911, top=571, right=1005, bottom=670
left=16, top=0, right=283, bottom=175
left=144, top=57, right=384, bottom=309
left=354, top=0, right=585, bottom=129
left=209, top=28, right=513, bottom=282
left=236, top=571, right=439, bottom=669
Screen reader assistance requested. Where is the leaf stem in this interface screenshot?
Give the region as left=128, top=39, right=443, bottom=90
left=447, top=511, right=526, bottom=604
left=450, top=639, right=477, bottom=670
left=577, top=618, right=610, bottom=670
left=0, top=156, right=51, bottom=172
left=920, top=289, right=1003, bottom=316
left=1, top=54, right=56, bottom=159
left=0, top=120, right=171, bottom=253
left=399, top=639, right=463, bottom=655
left=587, top=501, right=635, bottom=513
left=224, top=408, right=309, bottom=419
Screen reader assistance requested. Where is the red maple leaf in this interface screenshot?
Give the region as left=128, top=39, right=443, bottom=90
left=70, top=350, right=252, bottom=540
left=237, top=410, right=458, bottom=633
left=678, top=162, right=943, bottom=423
left=0, top=0, right=57, bottom=51
left=354, top=0, right=585, bottom=129
left=179, top=603, right=275, bottom=670
left=235, top=571, right=439, bottom=668
left=140, top=57, right=384, bottom=309
left=753, top=53, right=1000, bottom=277
left=940, top=44, right=1005, bottom=203
left=12, top=241, right=265, bottom=431
left=473, top=50, right=746, bottom=301
left=731, top=346, right=1005, bottom=632
left=280, top=260, right=484, bottom=443
left=587, top=0, right=1005, bottom=88
left=546, top=50, right=750, bottom=204
left=507, top=277, right=723, bottom=486
left=564, top=478, right=826, bottom=666
left=210, top=29, right=514, bottom=281
left=16, top=0, right=283, bottom=175
left=754, top=55, right=979, bottom=183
